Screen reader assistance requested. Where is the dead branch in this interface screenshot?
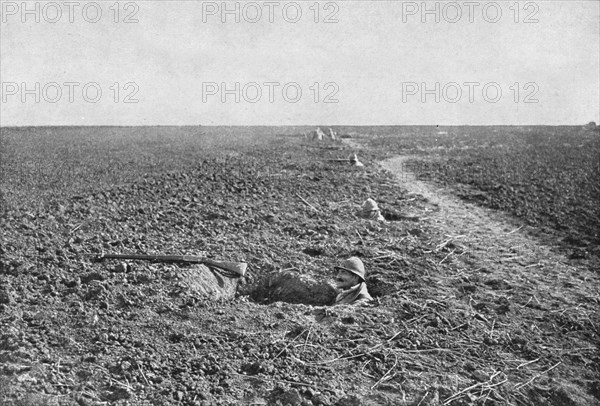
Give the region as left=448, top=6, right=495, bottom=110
left=295, top=193, right=318, bottom=212
left=370, top=352, right=398, bottom=390
left=514, top=362, right=561, bottom=390
left=516, top=358, right=540, bottom=370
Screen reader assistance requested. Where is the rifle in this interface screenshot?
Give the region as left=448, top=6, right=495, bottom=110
left=97, top=253, right=247, bottom=277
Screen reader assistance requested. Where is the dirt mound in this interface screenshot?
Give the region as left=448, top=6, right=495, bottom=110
left=177, top=265, right=240, bottom=300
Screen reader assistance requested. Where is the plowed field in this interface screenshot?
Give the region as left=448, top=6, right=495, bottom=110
left=1, top=126, right=598, bottom=406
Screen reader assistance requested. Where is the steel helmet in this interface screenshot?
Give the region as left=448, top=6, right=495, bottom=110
left=362, top=198, right=380, bottom=211
left=335, top=257, right=366, bottom=282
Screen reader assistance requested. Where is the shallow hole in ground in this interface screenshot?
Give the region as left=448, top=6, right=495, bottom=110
left=381, top=209, right=404, bottom=221
left=380, top=208, right=421, bottom=222
left=245, top=271, right=337, bottom=306
left=243, top=270, right=391, bottom=306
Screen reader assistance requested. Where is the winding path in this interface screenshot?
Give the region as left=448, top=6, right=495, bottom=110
left=380, top=155, right=599, bottom=309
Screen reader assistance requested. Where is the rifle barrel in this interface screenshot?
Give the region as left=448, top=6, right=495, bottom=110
left=100, top=253, right=202, bottom=263
left=98, top=253, right=247, bottom=277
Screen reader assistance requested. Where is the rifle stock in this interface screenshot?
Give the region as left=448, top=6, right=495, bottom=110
left=98, top=253, right=247, bottom=277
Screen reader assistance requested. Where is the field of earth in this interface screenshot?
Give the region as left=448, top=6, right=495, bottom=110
left=0, top=126, right=598, bottom=406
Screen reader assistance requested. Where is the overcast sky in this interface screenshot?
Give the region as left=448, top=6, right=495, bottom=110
left=1, top=1, right=598, bottom=126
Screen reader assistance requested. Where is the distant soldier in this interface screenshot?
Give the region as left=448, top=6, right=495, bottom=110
left=328, top=128, right=337, bottom=140
left=358, top=198, right=385, bottom=221
left=349, top=153, right=364, bottom=167
left=334, top=257, right=373, bottom=305
left=312, top=128, right=326, bottom=141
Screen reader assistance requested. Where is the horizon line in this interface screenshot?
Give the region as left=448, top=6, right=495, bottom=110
left=1, top=123, right=597, bottom=129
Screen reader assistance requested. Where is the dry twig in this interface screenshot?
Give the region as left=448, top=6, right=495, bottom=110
left=514, top=362, right=561, bottom=390
left=439, top=249, right=456, bottom=265
left=295, top=193, right=318, bottom=212
left=505, top=225, right=524, bottom=235
left=516, top=358, right=539, bottom=370
left=416, top=391, right=429, bottom=406
left=370, top=352, right=398, bottom=390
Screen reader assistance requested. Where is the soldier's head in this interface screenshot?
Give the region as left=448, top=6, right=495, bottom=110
left=334, top=257, right=366, bottom=289
left=362, top=198, right=379, bottom=212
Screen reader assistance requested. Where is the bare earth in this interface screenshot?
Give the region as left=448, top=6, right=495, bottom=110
left=379, top=154, right=599, bottom=405
left=1, top=127, right=598, bottom=406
